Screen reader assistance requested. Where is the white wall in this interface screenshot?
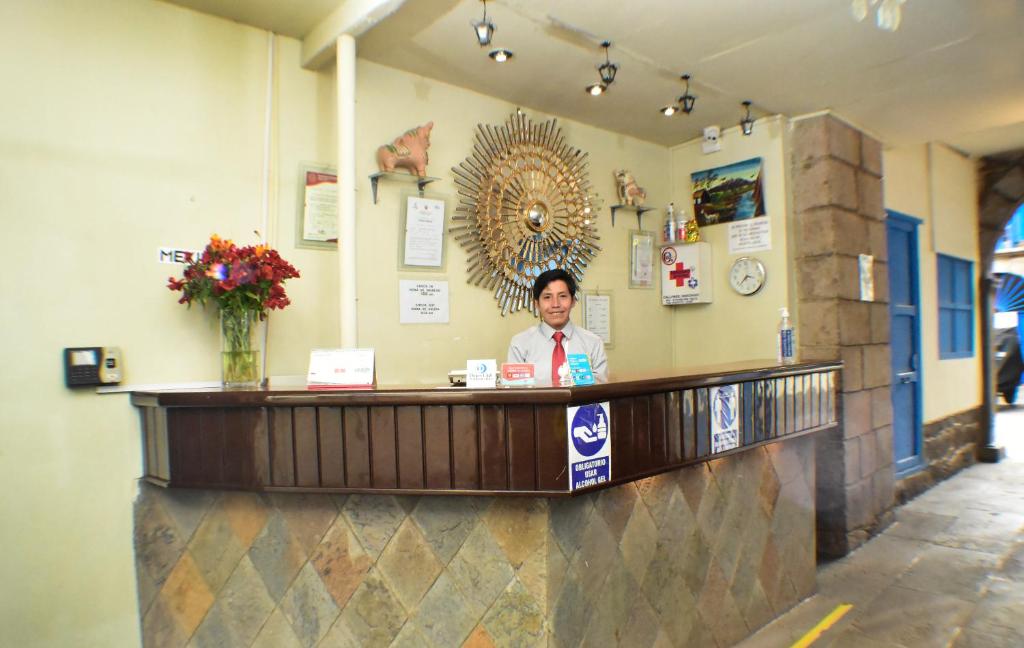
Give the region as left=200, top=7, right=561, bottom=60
left=667, top=116, right=794, bottom=367
left=883, top=143, right=982, bottom=421
left=0, top=1, right=332, bottom=645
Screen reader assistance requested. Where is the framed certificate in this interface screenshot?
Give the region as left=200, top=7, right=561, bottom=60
left=295, top=163, right=338, bottom=250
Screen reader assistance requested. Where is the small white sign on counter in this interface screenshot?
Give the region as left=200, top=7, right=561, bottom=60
left=399, top=280, right=449, bottom=324
left=307, top=348, right=375, bottom=388
left=466, top=359, right=497, bottom=389
left=728, top=219, right=771, bottom=254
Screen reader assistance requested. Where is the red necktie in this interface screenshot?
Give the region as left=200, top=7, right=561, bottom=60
left=551, top=331, right=566, bottom=386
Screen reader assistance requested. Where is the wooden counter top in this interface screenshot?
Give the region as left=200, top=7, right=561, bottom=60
left=133, top=360, right=840, bottom=496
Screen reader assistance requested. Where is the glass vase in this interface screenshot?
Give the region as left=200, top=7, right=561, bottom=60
left=220, top=310, right=260, bottom=388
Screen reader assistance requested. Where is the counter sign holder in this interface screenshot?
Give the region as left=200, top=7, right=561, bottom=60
left=566, top=401, right=612, bottom=491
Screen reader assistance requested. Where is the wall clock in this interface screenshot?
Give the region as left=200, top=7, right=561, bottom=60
left=728, top=256, right=766, bottom=295
left=451, top=112, right=602, bottom=315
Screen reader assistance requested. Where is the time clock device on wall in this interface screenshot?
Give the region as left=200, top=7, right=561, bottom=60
left=728, top=256, right=766, bottom=296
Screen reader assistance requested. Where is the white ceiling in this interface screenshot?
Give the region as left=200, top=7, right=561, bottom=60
left=162, top=0, right=1024, bottom=156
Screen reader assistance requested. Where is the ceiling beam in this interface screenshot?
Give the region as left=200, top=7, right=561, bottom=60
left=302, top=0, right=407, bottom=70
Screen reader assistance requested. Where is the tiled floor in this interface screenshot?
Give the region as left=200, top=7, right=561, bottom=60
left=738, top=403, right=1024, bottom=648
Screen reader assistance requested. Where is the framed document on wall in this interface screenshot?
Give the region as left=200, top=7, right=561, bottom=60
left=628, top=230, right=655, bottom=289
left=399, top=192, right=448, bottom=271
left=296, top=163, right=338, bottom=250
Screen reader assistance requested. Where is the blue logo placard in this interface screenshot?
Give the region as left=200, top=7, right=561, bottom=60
left=710, top=384, right=739, bottom=453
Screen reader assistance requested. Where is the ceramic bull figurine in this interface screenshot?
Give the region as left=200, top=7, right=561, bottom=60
left=376, top=121, right=434, bottom=177
left=614, top=169, right=647, bottom=207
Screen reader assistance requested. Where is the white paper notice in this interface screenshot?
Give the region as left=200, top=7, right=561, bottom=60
left=303, top=171, right=338, bottom=242
left=728, top=219, right=771, bottom=254
left=584, top=294, right=612, bottom=345
left=404, top=197, right=445, bottom=267
left=399, top=280, right=450, bottom=324
left=859, top=254, right=875, bottom=302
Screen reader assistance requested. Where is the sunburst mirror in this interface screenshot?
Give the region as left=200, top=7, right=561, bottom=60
left=451, top=112, right=602, bottom=315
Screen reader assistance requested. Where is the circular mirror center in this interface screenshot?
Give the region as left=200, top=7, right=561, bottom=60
left=525, top=201, right=549, bottom=232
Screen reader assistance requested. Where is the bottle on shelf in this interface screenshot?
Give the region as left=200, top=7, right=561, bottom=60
left=778, top=307, right=796, bottom=365
left=664, top=203, right=676, bottom=243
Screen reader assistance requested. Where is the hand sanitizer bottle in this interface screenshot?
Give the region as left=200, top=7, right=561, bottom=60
left=664, top=203, right=676, bottom=243
left=778, top=307, right=796, bottom=365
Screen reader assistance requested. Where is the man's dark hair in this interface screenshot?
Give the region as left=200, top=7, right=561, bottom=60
left=532, top=268, right=578, bottom=302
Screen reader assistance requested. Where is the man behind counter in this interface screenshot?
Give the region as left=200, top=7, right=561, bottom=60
left=507, top=269, right=608, bottom=386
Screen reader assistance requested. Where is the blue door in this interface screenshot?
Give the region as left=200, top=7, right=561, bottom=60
left=887, top=211, right=924, bottom=476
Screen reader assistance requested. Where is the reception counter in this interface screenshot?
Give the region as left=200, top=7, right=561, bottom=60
left=133, top=360, right=839, bottom=647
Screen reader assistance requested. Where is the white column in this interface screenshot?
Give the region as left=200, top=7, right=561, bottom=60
left=337, top=34, right=357, bottom=347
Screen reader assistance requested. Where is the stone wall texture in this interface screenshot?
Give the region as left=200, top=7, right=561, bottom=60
left=134, top=436, right=816, bottom=648
left=896, top=406, right=985, bottom=503
left=791, top=114, right=894, bottom=558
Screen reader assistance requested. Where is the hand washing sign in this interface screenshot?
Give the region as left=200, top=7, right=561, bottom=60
left=567, top=402, right=611, bottom=491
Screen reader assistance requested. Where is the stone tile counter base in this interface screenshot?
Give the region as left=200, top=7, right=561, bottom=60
left=135, top=435, right=816, bottom=647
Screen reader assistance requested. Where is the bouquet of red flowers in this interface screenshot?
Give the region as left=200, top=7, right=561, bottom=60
left=167, top=234, right=300, bottom=319
left=167, top=234, right=300, bottom=386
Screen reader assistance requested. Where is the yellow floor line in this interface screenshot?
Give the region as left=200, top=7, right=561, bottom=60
left=789, top=603, right=854, bottom=648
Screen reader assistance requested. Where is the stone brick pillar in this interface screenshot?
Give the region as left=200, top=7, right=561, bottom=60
left=791, top=114, right=894, bottom=557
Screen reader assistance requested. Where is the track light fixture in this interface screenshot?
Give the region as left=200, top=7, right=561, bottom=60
left=740, top=101, right=754, bottom=136
left=472, top=0, right=495, bottom=47
left=587, top=41, right=617, bottom=96
left=679, top=74, right=696, bottom=114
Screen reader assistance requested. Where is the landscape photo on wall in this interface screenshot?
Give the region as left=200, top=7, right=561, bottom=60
left=691, top=157, right=766, bottom=226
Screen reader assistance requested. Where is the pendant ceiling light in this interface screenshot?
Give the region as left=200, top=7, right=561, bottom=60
left=661, top=73, right=697, bottom=117
left=586, top=41, right=618, bottom=96
left=472, top=0, right=495, bottom=46
left=740, top=101, right=755, bottom=136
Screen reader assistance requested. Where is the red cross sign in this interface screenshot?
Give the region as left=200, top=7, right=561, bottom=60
left=669, top=263, right=692, bottom=287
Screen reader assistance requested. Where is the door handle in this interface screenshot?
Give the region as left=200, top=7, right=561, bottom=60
left=898, top=372, right=916, bottom=384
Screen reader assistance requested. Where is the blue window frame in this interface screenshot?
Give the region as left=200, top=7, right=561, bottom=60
left=937, top=253, right=974, bottom=359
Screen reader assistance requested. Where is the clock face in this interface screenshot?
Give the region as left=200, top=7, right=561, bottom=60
left=729, top=257, right=766, bottom=296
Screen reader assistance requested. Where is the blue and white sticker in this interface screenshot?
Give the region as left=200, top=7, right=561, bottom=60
left=710, top=384, right=740, bottom=453
left=567, top=401, right=611, bottom=491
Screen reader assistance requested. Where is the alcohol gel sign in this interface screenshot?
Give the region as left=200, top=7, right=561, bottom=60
left=566, top=401, right=612, bottom=491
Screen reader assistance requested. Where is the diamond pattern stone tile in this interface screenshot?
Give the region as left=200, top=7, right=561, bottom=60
left=378, top=518, right=444, bottom=609
left=220, top=492, right=268, bottom=549
left=641, top=530, right=699, bottom=646
left=250, top=608, right=303, bottom=648
left=135, top=488, right=187, bottom=600
left=619, top=495, right=658, bottom=586
left=269, top=493, right=338, bottom=556
left=411, top=496, right=480, bottom=564
left=462, top=625, right=498, bottom=648
left=549, top=496, right=594, bottom=560
left=617, top=595, right=661, bottom=648
left=635, top=473, right=680, bottom=531
left=578, top=560, right=635, bottom=648
left=187, top=499, right=249, bottom=595
left=677, top=462, right=712, bottom=516
left=390, top=621, right=433, bottom=648
left=447, top=521, right=515, bottom=618
left=758, top=451, right=782, bottom=517
left=280, top=562, right=341, bottom=647
left=324, top=568, right=407, bottom=648
left=482, top=578, right=545, bottom=648
left=697, top=558, right=751, bottom=647
left=158, top=550, right=215, bottom=640
left=550, top=568, right=589, bottom=648
left=142, top=596, right=188, bottom=648
left=248, top=510, right=307, bottom=603
left=594, top=482, right=639, bottom=543
left=310, top=516, right=373, bottom=610
left=414, top=571, right=481, bottom=647
left=545, top=530, right=569, bottom=615
left=483, top=498, right=547, bottom=569
left=342, top=494, right=408, bottom=560
left=514, top=543, right=548, bottom=611
left=189, top=555, right=275, bottom=648
left=567, top=506, right=618, bottom=602
left=153, top=486, right=216, bottom=545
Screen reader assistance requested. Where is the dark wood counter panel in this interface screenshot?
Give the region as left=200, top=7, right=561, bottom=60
left=133, top=360, right=840, bottom=496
